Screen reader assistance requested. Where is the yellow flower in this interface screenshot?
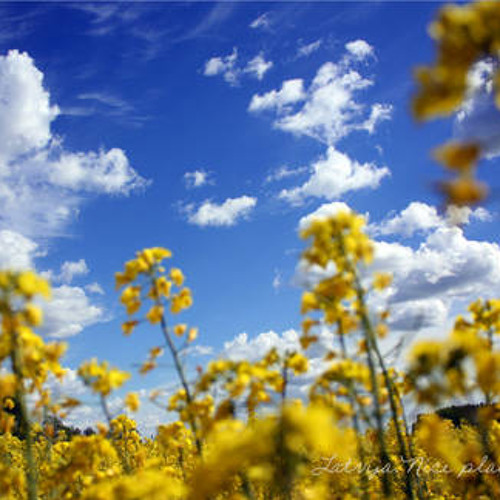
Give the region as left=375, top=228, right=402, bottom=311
left=373, top=272, right=392, bottom=290
left=187, top=327, right=198, bottom=343
left=122, top=320, right=139, bottom=336
left=439, top=176, right=488, bottom=206
left=140, top=360, right=156, bottom=375
left=155, top=276, right=172, bottom=298
left=287, top=352, right=309, bottom=375
left=150, top=346, right=163, bottom=358
left=23, top=304, right=43, bottom=327
left=146, top=305, right=164, bottom=325
left=170, top=268, right=185, bottom=287
left=433, top=141, right=480, bottom=171
left=125, top=392, right=140, bottom=412
left=173, top=324, right=187, bottom=337
left=376, top=323, right=388, bottom=339
left=301, top=292, right=318, bottom=314
left=16, top=271, right=51, bottom=299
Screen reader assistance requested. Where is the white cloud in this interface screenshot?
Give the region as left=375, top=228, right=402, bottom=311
left=345, top=39, right=374, bottom=61
left=244, top=53, right=273, bottom=80
left=265, top=165, right=308, bottom=184
left=297, top=39, right=322, bottom=59
left=0, top=50, right=59, bottom=163
left=186, top=196, right=257, bottom=227
left=0, top=50, right=148, bottom=238
left=249, top=79, right=306, bottom=113
left=0, top=230, right=40, bottom=269
left=85, top=282, right=105, bottom=295
left=372, top=202, right=441, bottom=237
left=46, top=148, right=146, bottom=194
left=279, top=146, right=389, bottom=205
left=41, top=285, right=105, bottom=339
left=380, top=226, right=500, bottom=304
left=388, top=299, right=449, bottom=332
left=222, top=329, right=302, bottom=362
left=204, top=48, right=273, bottom=86
left=295, top=202, right=500, bottom=347
left=183, top=169, right=214, bottom=189
left=249, top=12, right=271, bottom=30
left=203, top=47, right=239, bottom=85
left=371, top=201, right=492, bottom=237
left=58, top=259, right=89, bottom=284
left=249, top=44, right=391, bottom=146
left=272, top=269, right=282, bottom=290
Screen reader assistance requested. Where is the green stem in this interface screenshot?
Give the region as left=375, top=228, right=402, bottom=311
left=9, top=338, right=37, bottom=500
left=151, top=276, right=202, bottom=455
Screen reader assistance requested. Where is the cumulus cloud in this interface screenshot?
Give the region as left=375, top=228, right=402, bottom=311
left=0, top=230, right=40, bottom=269
left=0, top=50, right=148, bottom=238
left=184, top=169, right=214, bottom=189
left=41, top=285, right=105, bottom=338
left=249, top=42, right=391, bottom=145
left=371, top=201, right=492, bottom=237
left=345, top=39, right=374, bottom=61
left=222, top=329, right=301, bottom=362
left=279, top=147, right=389, bottom=205
left=294, top=202, right=500, bottom=349
left=249, top=79, right=306, bottom=113
left=58, top=259, right=89, bottom=284
left=186, top=195, right=257, bottom=227
left=388, top=299, right=449, bottom=332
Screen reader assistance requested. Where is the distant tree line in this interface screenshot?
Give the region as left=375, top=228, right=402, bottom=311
left=2, top=396, right=95, bottom=440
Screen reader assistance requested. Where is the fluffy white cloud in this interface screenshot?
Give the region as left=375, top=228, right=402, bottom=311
left=0, top=50, right=148, bottom=237
left=371, top=202, right=492, bottom=237
left=295, top=202, right=500, bottom=348
left=0, top=50, right=59, bottom=163
left=203, top=47, right=239, bottom=85
left=244, top=53, right=273, bottom=80
left=297, top=39, right=322, bottom=58
left=345, top=40, right=374, bottom=61
left=222, top=329, right=301, bottom=362
left=58, top=259, right=89, bottom=284
left=249, top=79, right=306, bottom=113
left=183, top=169, right=213, bottom=188
left=379, top=226, right=500, bottom=304
left=0, top=230, right=40, bottom=269
left=186, top=195, right=257, bottom=227
left=279, top=147, right=389, bottom=205
left=250, top=43, right=391, bottom=145
left=41, top=285, right=105, bottom=338
left=388, top=299, right=449, bottom=332
left=46, top=148, right=146, bottom=194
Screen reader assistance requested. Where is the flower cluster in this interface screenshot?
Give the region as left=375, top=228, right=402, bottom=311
left=413, top=1, right=500, bottom=206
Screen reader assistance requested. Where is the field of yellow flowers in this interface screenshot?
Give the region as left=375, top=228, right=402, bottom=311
left=2, top=2, right=500, bottom=499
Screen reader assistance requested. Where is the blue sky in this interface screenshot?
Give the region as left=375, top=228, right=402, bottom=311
left=1, top=2, right=499, bottom=431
